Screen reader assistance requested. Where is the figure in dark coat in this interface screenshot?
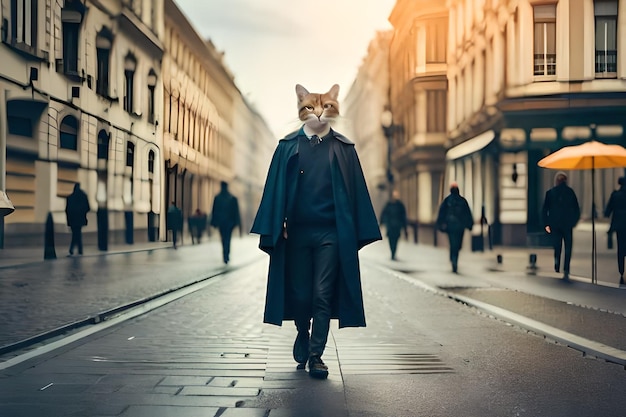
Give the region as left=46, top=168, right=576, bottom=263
left=380, top=189, right=408, bottom=260
left=251, top=85, right=381, bottom=380
left=605, top=176, right=626, bottom=284
left=65, top=183, right=90, bottom=256
left=542, top=171, right=580, bottom=280
left=167, top=202, right=183, bottom=249
left=210, top=181, right=241, bottom=264
left=436, top=182, right=473, bottom=273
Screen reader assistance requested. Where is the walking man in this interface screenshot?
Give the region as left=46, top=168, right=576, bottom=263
left=605, top=176, right=626, bottom=285
left=65, top=183, right=90, bottom=256
left=380, top=189, right=408, bottom=260
left=542, top=171, right=580, bottom=280
left=251, top=84, right=381, bottom=379
left=436, top=182, right=473, bottom=273
left=167, top=201, right=183, bottom=249
left=210, top=181, right=241, bottom=264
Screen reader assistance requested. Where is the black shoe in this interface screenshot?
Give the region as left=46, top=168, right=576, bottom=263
left=554, top=265, right=560, bottom=273
left=293, top=331, right=309, bottom=365
left=307, top=355, right=328, bottom=379
left=563, top=272, right=569, bottom=281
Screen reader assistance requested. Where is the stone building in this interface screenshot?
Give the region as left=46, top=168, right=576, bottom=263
left=446, top=0, right=626, bottom=246
left=387, top=0, right=449, bottom=244
left=343, top=31, right=393, bottom=220
left=163, top=0, right=274, bottom=239
left=0, top=0, right=165, bottom=248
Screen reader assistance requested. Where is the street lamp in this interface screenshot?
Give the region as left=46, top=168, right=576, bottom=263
left=381, top=108, right=396, bottom=193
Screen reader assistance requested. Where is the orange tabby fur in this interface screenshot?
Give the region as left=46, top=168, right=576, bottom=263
left=296, top=84, right=340, bottom=135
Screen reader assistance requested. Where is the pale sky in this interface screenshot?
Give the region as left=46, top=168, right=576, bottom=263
left=174, top=0, right=395, bottom=137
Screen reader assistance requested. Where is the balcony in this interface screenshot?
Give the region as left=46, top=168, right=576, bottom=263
left=533, top=54, right=556, bottom=76
left=595, top=50, right=617, bottom=76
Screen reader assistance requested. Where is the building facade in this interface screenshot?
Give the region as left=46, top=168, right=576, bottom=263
left=343, top=31, right=392, bottom=219
left=446, top=0, right=626, bottom=246
left=0, top=0, right=164, bottom=248
left=163, top=0, right=274, bottom=238
left=388, top=0, right=449, bottom=244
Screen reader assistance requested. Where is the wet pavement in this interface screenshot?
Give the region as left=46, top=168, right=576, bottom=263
left=1, top=233, right=626, bottom=416
left=0, top=222, right=625, bottom=361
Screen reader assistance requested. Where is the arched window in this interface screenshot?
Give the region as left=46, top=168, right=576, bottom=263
left=148, top=149, right=155, bottom=173
left=60, top=115, right=78, bottom=150
left=97, top=130, right=109, bottom=160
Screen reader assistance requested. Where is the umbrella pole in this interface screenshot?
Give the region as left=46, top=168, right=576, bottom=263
left=592, top=161, right=597, bottom=284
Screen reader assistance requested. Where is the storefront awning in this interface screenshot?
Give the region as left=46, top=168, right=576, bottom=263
left=446, top=130, right=495, bottom=161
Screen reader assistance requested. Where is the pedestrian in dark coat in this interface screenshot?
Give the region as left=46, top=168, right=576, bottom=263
left=380, top=189, right=408, bottom=260
left=542, top=171, right=580, bottom=280
left=167, top=202, right=183, bottom=249
left=210, top=181, right=241, bottom=264
left=604, top=176, right=626, bottom=284
left=436, top=182, right=473, bottom=273
left=250, top=83, right=381, bottom=380
left=65, top=183, right=90, bottom=256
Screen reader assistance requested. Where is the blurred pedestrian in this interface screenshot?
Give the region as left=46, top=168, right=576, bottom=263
left=604, top=176, right=626, bottom=285
left=189, top=208, right=207, bottom=244
left=167, top=201, right=183, bottom=249
left=436, top=182, right=473, bottom=273
left=65, top=183, right=90, bottom=256
left=380, top=189, right=408, bottom=260
left=210, top=181, right=241, bottom=264
left=541, top=171, right=580, bottom=280
left=250, top=83, right=381, bottom=380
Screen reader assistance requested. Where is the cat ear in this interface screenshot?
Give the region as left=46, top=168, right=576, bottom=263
left=295, top=84, right=309, bottom=103
left=327, top=84, right=340, bottom=100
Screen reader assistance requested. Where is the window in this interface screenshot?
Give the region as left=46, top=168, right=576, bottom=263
left=96, top=29, right=113, bottom=97
left=126, top=142, right=134, bottom=167
left=61, top=0, right=84, bottom=75
left=595, top=0, right=618, bottom=76
left=97, top=130, right=109, bottom=159
left=59, top=115, right=78, bottom=150
left=426, top=17, right=447, bottom=64
left=10, top=0, right=37, bottom=53
left=148, top=150, right=155, bottom=173
left=8, top=116, right=32, bottom=136
left=147, top=69, right=157, bottom=124
left=124, top=54, right=137, bottom=113
left=533, top=4, right=557, bottom=76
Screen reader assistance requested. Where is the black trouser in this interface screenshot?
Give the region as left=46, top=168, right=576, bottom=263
left=447, top=229, right=464, bottom=269
left=69, top=226, right=83, bottom=254
left=551, top=226, right=573, bottom=273
left=285, top=226, right=339, bottom=357
left=617, top=230, right=626, bottom=276
left=388, top=232, right=400, bottom=259
left=219, top=226, right=233, bottom=263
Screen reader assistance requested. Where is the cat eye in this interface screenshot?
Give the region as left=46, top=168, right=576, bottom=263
left=304, top=106, right=314, bottom=111
left=324, top=104, right=333, bottom=109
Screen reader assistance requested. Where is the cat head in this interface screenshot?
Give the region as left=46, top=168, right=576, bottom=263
left=296, top=84, right=340, bottom=132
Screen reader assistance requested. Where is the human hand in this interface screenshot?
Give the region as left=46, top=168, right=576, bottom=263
left=545, top=226, right=551, bottom=234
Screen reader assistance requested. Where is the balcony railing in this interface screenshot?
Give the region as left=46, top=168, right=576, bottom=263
left=534, top=54, right=556, bottom=76
left=595, top=50, right=617, bottom=74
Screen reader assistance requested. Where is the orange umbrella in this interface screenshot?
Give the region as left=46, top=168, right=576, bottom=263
left=538, top=140, right=626, bottom=170
left=538, top=140, right=626, bottom=284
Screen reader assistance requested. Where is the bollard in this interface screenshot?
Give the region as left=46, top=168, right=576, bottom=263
left=44, top=212, right=56, bottom=260
left=527, top=253, right=537, bottom=274
left=496, top=254, right=503, bottom=264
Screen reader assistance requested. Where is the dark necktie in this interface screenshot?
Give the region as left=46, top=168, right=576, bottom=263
left=309, top=135, right=321, bottom=147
